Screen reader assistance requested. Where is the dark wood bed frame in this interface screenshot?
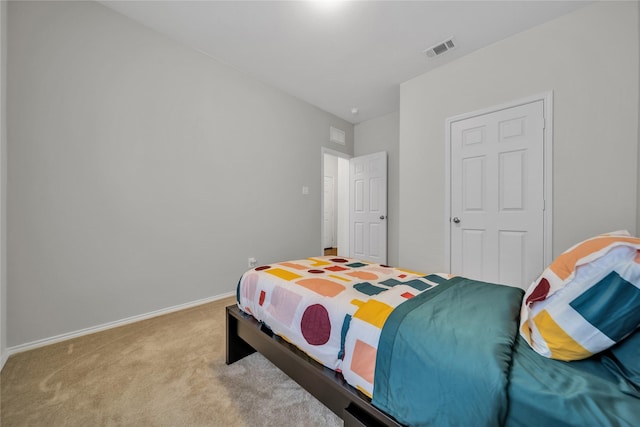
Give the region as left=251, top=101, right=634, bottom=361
left=226, top=305, right=402, bottom=427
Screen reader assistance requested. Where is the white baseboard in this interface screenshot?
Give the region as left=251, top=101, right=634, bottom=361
left=1, top=350, right=8, bottom=371
left=6, top=292, right=236, bottom=357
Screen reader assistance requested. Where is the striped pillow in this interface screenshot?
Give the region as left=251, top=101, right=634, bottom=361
left=520, top=231, right=640, bottom=361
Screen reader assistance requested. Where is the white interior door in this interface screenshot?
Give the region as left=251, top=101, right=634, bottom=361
left=323, top=175, right=335, bottom=248
left=449, top=100, right=546, bottom=288
left=322, top=151, right=349, bottom=255
left=349, top=151, right=387, bottom=264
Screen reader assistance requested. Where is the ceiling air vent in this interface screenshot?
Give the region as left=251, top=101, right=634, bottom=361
left=423, top=37, right=456, bottom=59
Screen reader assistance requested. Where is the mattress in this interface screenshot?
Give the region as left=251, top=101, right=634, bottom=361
left=236, top=256, right=448, bottom=390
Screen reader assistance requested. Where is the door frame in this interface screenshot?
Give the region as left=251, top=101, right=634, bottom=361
left=321, top=147, right=351, bottom=256
left=444, top=91, right=554, bottom=273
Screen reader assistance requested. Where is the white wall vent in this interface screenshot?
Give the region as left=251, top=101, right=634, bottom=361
left=423, top=37, right=456, bottom=58
left=330, top=126, right=346, bottom=145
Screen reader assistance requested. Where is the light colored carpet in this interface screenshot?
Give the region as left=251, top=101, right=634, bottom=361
left=0, top=297, right=342, bottom=426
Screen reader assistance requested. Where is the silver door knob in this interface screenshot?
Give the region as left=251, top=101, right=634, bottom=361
left=452, top=217, right=461, bottom=224
left=380, top=215, right=386, bottom=220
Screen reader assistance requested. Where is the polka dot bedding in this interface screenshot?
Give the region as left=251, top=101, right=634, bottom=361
left=237, top=256, right=450, bottom=396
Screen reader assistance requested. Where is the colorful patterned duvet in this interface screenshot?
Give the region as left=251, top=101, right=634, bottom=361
left=236, top=256, right=449, bottom=396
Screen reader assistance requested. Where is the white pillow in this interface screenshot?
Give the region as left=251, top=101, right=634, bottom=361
left=520, top=231, right=640, bottom=361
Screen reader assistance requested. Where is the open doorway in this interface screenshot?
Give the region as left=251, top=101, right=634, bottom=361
left=321, top=149, right=350, bottom=257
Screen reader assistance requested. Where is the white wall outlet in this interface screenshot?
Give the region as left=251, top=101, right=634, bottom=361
left=248, top=257, right=257, bottom=268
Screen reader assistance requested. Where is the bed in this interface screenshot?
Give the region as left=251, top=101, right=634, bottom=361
left=226, top=233, right=640, bottom=426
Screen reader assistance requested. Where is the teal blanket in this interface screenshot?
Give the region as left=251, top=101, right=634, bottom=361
left=372, top=277, right=524, bottom=427
left=507, top=335, right=640, bottom=427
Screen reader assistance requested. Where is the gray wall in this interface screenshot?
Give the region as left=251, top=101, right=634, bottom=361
left=7, top=1, right=353, bottom=347
left=1, top=0, right=7, bottom=367
left=354, top=112, right=400, bottom=266
left=399, top=1, right=639, bottom=273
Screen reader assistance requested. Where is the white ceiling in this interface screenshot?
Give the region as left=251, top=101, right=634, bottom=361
left=100, top=0, right=591, bottom=124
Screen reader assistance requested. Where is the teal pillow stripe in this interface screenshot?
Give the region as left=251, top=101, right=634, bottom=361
left=570, top=271, right=640, bottom=342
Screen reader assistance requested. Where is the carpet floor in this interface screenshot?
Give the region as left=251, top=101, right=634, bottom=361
left=0, top=297, right=342, bottom=426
